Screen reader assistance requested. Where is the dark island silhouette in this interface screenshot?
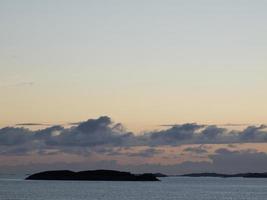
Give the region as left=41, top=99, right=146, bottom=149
left=181, top=172, right=267, bottom=178
left=152, top=173, right=168, bottom=177
left=26, top=170, right=159, bottom=181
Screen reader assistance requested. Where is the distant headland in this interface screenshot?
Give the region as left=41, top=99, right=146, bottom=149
left=181, top=172, right=267, bottom=178
left=25, top=170, right=160, bottom=181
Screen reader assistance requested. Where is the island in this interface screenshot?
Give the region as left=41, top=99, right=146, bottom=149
left=181, top=172, right=267, bottom=178
left=25, top=170, right=160, bottom=181
left=152, top=173, right=168, bottom=177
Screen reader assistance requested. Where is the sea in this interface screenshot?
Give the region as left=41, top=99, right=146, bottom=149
left=1, top=176, right=267, bottom=200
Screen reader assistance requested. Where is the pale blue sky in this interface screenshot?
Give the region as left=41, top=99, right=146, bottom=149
left=1, top=0, right=267, bottom=130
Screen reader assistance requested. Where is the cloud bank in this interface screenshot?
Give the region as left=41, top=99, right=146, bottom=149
left=1, top=148, right=267, bottom=175
left=0, top=116, right=267, bottom=156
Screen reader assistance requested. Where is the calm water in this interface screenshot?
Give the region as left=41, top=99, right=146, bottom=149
left=1, top=177, right=267, bottom=200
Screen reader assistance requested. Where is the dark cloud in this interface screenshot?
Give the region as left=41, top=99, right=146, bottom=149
left=15, top=123, right=49, bottom=126
left=0, top=117, right=135, bottom=156
left=221, top=123, right=252, bottom=127
left=147, top=123, right=205, bottom=146
left=46, top=117, right=134, bottom=147
left=90, top=147, right=164, bottom=158
left=0, top=146, right=32, bottom=156
left=183, top=145, right=209, bottom=154
left=68, top=122, right=82, bottom=126
left=198, top=126, right=226, bottom=141
left=0, top=127, right=32, bottom=146
left=147, top=124, right=267, bottom=146
left=227, top=144, right=238, bottom=148
left=1, top=148, right=267, bottom=175
left=127, top=148, right=164, bottom=158
left=207, top=148, right=267, bottom=174
left=239, top=125, right=267, bottom=142
left=120, top=148, right=267, bottom=174
left=0, top=116, right=267, bottom=156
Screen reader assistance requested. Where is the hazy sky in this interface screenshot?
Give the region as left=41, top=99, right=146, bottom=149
left=1, top=0, right=267, bottom=130
left=1, top=1, right=267, bottom=174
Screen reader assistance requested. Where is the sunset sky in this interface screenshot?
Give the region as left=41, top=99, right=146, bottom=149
left=1, top=0, right=267, bottom=175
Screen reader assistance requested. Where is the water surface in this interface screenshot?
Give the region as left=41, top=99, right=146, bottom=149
left=1, top=177, right=267, bottom=200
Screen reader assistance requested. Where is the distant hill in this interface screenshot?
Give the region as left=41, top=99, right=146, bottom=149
left=181, top=172, right=267, bottom=178
left=26, top=170, right=159, bottom=181
left=152, top=173, right=168, bottom=177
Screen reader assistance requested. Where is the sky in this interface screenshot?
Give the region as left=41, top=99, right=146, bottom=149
left=0, top=0, right=267, bottom=175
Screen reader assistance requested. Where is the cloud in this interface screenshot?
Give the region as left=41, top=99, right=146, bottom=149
left=15, top=123, right=49, bottom=126
left=206, top=148, right=267, bottom=174
left=147, top=123, right=205, bottom=146
left=183, top=145, right=209, bottom=154
left=45, top=116, right=134, bottom=147
left=124, top=148, right=267, bottom=174
left=220, top=123, right=252, bottom=127
left=239, top=125, right=267, bottom=142
left=0, top=116, right=267, bottom=156
left=1, top=148, right=267, bottom=175
left=99, top=147, right=164, bottom=158
left=67, top=122, right=82, bottom=126
left=126, top=148, right=164, bottom=158
left=0, top=127, right=32, bottom=146
left=0, top=117, right=134, bottom=156
left=145, top=124, right=267, bottom=146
